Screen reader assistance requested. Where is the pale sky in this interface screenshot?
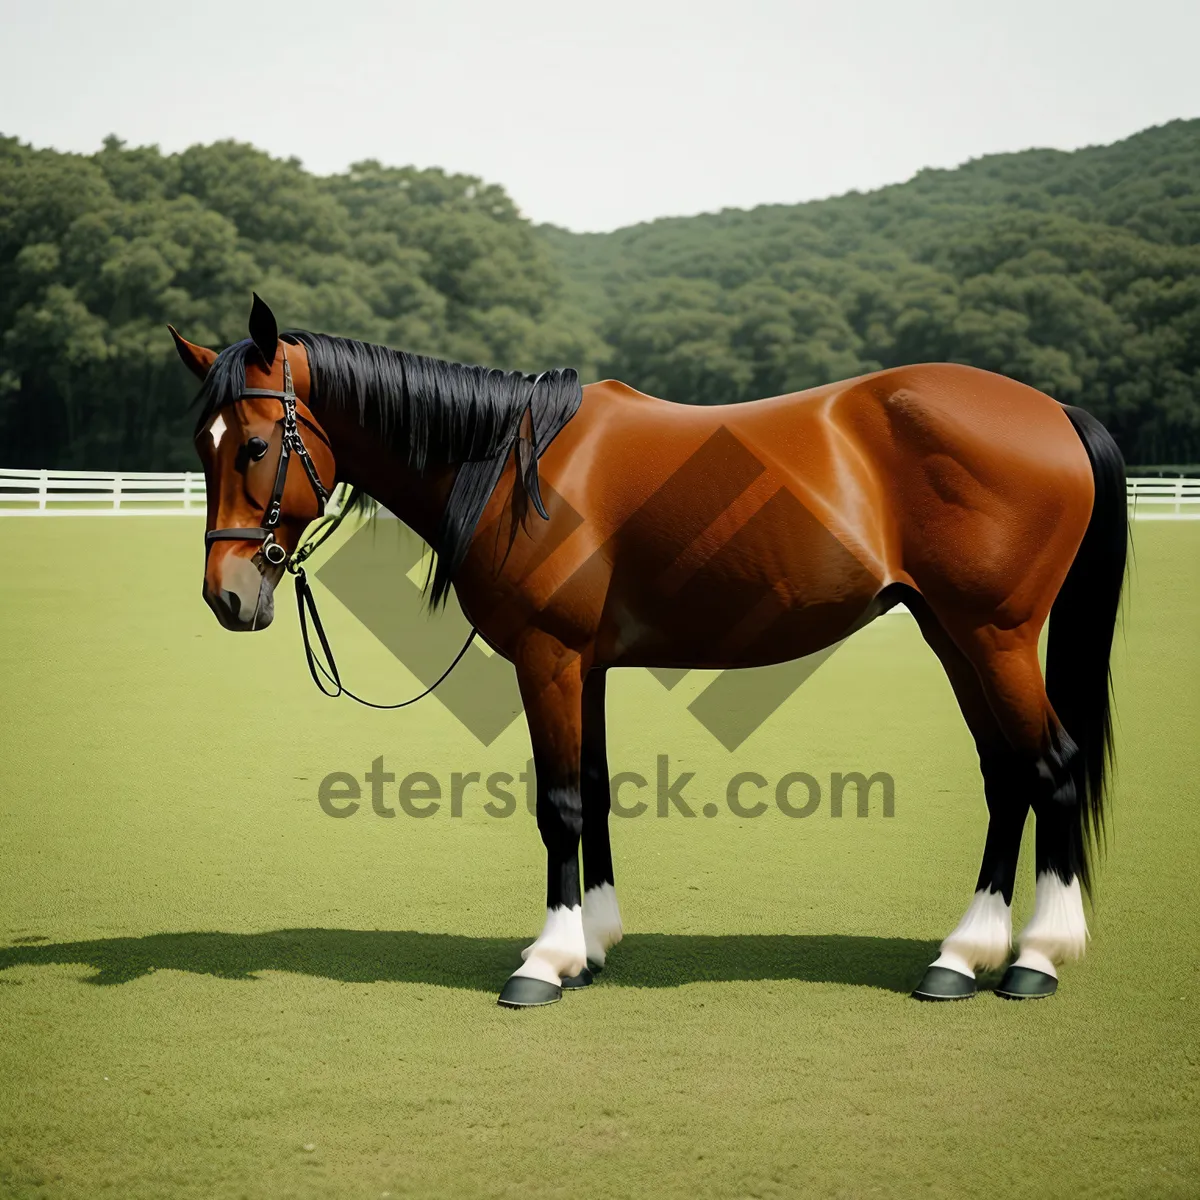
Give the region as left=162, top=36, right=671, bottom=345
left=2, top=0, right=1197, bottom=232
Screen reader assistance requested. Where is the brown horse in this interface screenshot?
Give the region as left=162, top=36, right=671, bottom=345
left=173, top=295, right=1126, bottom=1007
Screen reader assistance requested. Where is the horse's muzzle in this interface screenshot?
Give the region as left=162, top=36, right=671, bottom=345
left=204, top=555, right=277, bottom=631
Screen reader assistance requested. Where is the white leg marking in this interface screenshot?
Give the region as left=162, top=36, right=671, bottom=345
left=1013, top=947, right=1057, bottom=977
left=514, top=905, right=586, bottom=985
left=582, top=883, right=623, bottom=966
left=1014, top=872, right=1088, bottom=977
left=931, top=888, right=1012, bottom=978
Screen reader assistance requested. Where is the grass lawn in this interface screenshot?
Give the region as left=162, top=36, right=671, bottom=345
left=0, top=516, right=1197, bottom=1199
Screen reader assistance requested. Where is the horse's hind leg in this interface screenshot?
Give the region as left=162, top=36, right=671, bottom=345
left=1002, top=790, right=1089, bottom=996
left=925, top=612, right=1088, bottom=1000
left=580, top=669, right=623, bottom=970
left=908, top=598, right=1033, bottom=1001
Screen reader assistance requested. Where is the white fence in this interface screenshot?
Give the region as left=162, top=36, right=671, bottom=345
left=1126, top=477, right=1200, bottom=519
left=0, top=468, right=206, bottom=515
left=1, top=467, right=1198, bottom=518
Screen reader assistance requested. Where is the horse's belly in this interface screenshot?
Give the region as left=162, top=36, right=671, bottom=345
left=598, top=552, right=884, bottom=670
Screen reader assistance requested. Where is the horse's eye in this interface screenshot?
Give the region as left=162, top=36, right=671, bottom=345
left=247, top=437, right=269, bottom=461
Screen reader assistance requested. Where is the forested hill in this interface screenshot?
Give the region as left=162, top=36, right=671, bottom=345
left=540, top=118, right=1200, bottom=465
left=1, top=120, right=1197, bottom=470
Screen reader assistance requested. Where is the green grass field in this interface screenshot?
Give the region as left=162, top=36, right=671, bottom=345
left=1, top=517, right=1197, bottom=1199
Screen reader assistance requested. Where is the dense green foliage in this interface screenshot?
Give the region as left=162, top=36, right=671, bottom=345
left=1, top=120, right=1197, bottom=468
left=0, top=135, right=606, bottom=469
left=543, top=118, right=1200, bottom=464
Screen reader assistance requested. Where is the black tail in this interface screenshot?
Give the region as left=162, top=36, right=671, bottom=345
left=1045, top=405, right=1128, bottom=896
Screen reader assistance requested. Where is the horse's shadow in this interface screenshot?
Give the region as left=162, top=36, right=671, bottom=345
left=0, top=929, right=936, bottom=994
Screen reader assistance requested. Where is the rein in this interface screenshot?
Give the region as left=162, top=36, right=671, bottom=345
left=286, top=506, right=477, bottom=711
left=207, top=347, right=477, bottom=710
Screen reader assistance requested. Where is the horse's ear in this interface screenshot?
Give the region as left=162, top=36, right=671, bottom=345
left=168, top=326, right=218, bottom=381
left=248, top=293, right=278, bottom=368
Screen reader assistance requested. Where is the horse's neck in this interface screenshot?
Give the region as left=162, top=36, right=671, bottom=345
left=314, top=399, right=454, bottom=545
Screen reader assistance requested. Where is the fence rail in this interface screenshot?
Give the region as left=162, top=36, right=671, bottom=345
left=0, top=467, right=207, bottom=514
left=1125, top=477, right=1200, bottom=518
left=1, top=468, right=1198, bottom=518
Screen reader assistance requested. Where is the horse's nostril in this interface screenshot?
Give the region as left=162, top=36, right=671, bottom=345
left=219, top=588, right=242, bottom=620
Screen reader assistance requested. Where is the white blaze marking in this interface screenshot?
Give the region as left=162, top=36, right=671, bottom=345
left=513, top=905, right=586, bottom=984
left=931, top=888, right=1012, bottom=978
left=207, top=412, right=228, bottom=449
left=583, top=882, right=624, bottom=967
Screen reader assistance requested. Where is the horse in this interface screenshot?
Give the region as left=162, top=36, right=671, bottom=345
left=172, top=294, right=1126, bottom=1008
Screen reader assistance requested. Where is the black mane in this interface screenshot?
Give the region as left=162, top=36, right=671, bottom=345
left=196, top=332, right=583, bottom=606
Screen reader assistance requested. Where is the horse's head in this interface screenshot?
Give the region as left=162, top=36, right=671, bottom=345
left=171, top=296, right=336, bottom=631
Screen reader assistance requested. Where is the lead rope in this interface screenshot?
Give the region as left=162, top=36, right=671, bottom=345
left=285, top=508, right=477, bottom=710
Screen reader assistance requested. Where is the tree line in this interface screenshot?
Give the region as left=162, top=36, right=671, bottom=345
left=1, top=119, right=1197, bottom=470
left=0, top=135, right=606, bottom=470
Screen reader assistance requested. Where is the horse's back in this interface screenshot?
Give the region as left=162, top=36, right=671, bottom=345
left=580, top=361, right=1094, bottom=540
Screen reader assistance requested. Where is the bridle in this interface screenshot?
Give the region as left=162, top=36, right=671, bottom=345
left=201, top=343, right=476, bottom=709
left=203, top=347, right=331, bottom=568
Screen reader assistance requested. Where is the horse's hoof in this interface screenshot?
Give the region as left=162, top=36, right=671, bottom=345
left=561, top=966, right=594, bottom=989
left=497, top=977, right=563, bottom=1008
left=912, top=965, right=977, bottom=1001
left=995, top=965, right=1057, bottom=1000
left=586, top=960, right=604, bottom=975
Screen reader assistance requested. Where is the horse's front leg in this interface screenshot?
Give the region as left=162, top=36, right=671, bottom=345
left=581, top=668, right=623, bottom=970
left=497, top=639, right=587, bottom=1008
